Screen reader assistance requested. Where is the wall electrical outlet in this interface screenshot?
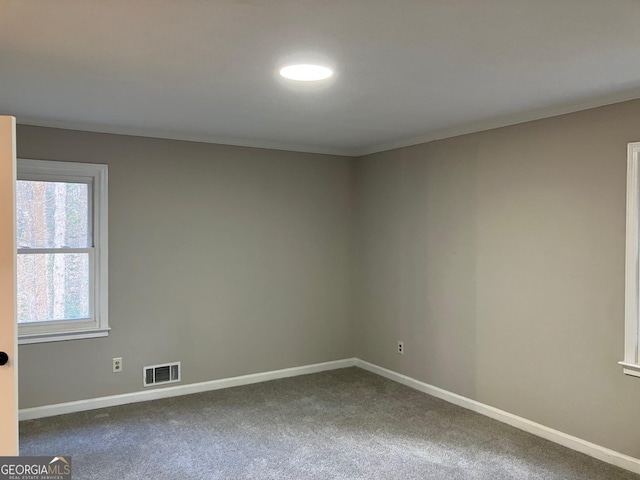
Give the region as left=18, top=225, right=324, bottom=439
left=113, top=357, right=123, bottom=373
left=397, top=341, right=404, bottom=355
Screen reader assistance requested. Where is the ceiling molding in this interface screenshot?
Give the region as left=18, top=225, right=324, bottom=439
left=17, top=87, right=640, bottom=159
left=16, top=117, right=361, bottom=158
left=353, top=88, right=640, bottom=157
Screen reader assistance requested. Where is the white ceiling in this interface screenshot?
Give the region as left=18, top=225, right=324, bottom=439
left=1, top=0, right=640, bottom=156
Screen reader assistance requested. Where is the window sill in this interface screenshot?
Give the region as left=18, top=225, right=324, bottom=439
left=618, top=361, right=640, bottom=378
left=18, top=328, right=111, bottom=345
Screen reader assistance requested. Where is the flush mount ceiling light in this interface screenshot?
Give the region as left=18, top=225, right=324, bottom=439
left=279, top=64, right=334, bottom=81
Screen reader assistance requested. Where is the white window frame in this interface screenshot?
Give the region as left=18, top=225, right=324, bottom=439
left=621, top=143, right=640, bottom=376
left=17, top=159, right=109, bottom=344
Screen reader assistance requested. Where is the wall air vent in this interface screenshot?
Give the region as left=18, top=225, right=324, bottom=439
left=143, top=362, right=181, bottom=387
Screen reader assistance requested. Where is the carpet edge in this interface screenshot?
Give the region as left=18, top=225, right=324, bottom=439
left=19, top=358, right=357, bottom=421
left=355, top=359, right=640, bottom=475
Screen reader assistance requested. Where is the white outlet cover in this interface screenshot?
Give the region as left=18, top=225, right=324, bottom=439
left=113, top=357, right=123, bottom=372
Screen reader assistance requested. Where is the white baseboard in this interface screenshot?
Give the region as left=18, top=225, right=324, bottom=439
left=355, top=359, right=640, bottom=475
left=19, top=358, right=356, bottom=421
left=19, top=357, right=640, bottom=475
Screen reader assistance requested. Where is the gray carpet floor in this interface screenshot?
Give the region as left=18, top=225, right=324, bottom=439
left=20, top=367, right=640, bottom=480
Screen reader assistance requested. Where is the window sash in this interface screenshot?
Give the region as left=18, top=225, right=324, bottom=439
left=17, top=247, right=92, bottom=254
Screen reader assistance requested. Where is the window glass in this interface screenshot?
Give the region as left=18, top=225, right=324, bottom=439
left=17, top=253, right=90, bottom=323
left=16, top=180, right=89, bottom=249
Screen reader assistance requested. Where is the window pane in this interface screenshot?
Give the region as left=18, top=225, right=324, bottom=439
left=16, top=180, right=89, bottom=248
left=17, top=253, right=90, bottom=323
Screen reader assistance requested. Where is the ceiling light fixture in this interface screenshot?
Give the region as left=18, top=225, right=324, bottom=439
left=279, top=64, right=333, bottom=81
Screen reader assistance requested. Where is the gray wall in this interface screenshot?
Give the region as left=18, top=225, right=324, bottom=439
left=17, top=99, right=640, bottom=459
left=354, top=99, right=640, bottom=458
left=17, top=126, right=354, bottom=408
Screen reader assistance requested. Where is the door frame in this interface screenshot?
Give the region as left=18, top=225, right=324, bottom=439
left=0, top=116, right=18, bottom=455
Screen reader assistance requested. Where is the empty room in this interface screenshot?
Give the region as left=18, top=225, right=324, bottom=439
left=1, top=1, right=640, bottom=479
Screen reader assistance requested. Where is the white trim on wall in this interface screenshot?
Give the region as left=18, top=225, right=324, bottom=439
left=622, top=142, right=640, bottom=377
left=19, top=358, right=356, bottom=421
left=354, top=359, right=640, bottom=475
left=18, top=358, right=640, bottom=475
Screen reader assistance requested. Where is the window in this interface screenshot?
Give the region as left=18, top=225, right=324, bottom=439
left=622, top=143, right=640, bottom=376
left=16, top=159, right=108, bottom=344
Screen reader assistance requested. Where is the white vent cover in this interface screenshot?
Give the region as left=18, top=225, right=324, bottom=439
left=143, top=362, right=181, bottom=387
